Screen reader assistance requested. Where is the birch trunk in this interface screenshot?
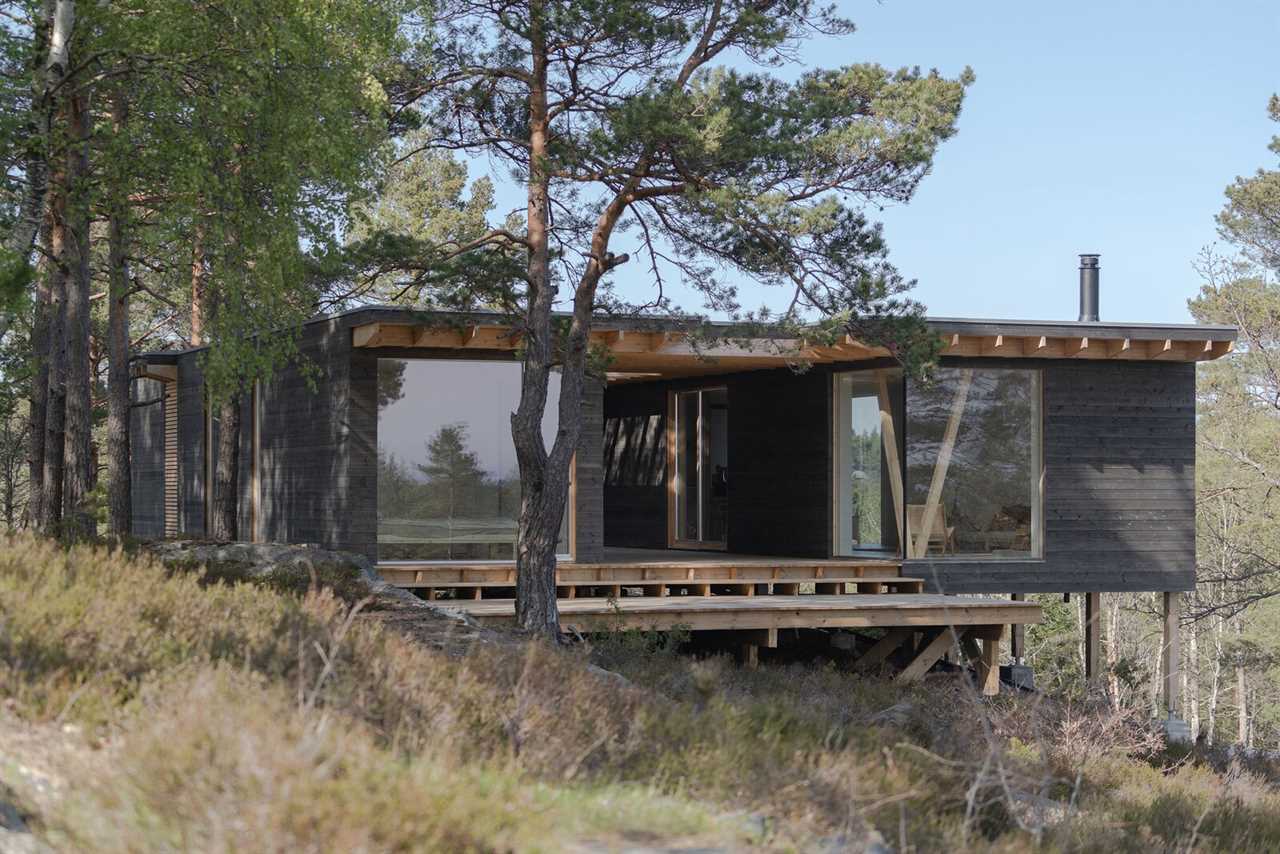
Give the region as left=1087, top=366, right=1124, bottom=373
left=61, top=85, right=93, bottom=541
left=1235, top=616, right=1248, bottom=745
left=1187, top=620, right=1200, bottom=738
left=106, top=97, right=131, bottom=539
left=1207, top=612, right=1223, bottom=747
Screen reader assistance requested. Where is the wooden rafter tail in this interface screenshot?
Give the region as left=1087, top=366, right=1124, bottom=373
left=1147, top=338, right=1181, bottom=360
left=1066, top=336, right=1090, bottom=358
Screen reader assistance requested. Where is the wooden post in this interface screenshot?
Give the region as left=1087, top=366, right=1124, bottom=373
left=1009, top=593, right=1025, bottom=663
left=912, top=369, right=973, bottom=557
left=1085, top=592, right=1102, bottom=682
left=742, top=643, right=759, bottom=670
left=1163, top=591, right=1182, bottom=718
left=978, top=633, right=1002, bottom=697
left=876, top=371, right=905, bottom=550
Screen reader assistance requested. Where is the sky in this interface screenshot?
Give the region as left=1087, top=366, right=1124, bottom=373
left=475, top=0, right=1279, bottom=326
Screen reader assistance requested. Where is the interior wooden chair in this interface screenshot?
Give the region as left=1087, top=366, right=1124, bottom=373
left=907, top=504, right=957, bottom=556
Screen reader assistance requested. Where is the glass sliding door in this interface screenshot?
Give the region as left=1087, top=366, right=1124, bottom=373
left=833, top=369, right=904, bottom=557
left=672, top=387, right=728, bottom=548
left=376, top=358, right=570, bottom=562
left=904, top=368, right=1042, bottom=559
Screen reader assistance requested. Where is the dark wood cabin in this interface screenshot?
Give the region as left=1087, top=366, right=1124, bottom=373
left=129, top=285, right=1236, bottom=711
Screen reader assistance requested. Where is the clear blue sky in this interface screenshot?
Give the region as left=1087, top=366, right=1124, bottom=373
left=478, top=1, right=1279, bottom=325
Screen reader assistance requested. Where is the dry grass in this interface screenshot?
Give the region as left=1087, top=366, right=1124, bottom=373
left=4, top=532, right=1280, bottom=851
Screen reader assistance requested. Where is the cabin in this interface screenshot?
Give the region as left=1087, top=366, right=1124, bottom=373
left=129, top=256, right=1237, bottom=712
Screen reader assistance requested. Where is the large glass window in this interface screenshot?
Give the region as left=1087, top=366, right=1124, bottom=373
left=904, top=368, right=1042, bottom=559
left=376, top=359, right=569, bottom=562
left=833, top=369, right=904, bottom=556
left=672, top=387, right=728, bottom=546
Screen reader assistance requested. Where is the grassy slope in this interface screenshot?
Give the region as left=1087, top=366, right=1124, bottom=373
left=2, top=534, right=1280, bottom=852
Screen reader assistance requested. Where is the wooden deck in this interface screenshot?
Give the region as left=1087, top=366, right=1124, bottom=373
left=377, top=549, right=911, bottom=598
left=440, top=593, right=1043, bottom=695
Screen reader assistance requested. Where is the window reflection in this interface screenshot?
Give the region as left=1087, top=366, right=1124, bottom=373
left=377, top=359, right=569, bottom=561
left=905, top=368, right=1042, bottom=559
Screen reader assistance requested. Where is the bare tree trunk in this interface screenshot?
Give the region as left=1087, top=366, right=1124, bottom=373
left=1188, top=619, right=1200, bottom=738
left=1106, top=596, right=1122, bottom=709
left=1207, top=611, right=1223, bottom=746
left=1235, top=616, right=1248, bottom=745
left=211, top=396, right=240, bottom=540
left=512, top=2, right=561, bottom=636
left=61, top=85, right=93, bottom=541
left=106, top=97, right=131, bottom=540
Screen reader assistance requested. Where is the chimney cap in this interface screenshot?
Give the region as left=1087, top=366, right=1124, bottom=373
left=1079, top=253, right=1100, bottom=268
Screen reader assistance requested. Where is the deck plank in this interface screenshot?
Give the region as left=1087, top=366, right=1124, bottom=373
left=437, top=594, right=1042, bottom=633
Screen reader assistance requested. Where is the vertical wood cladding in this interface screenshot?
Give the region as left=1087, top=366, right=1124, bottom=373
left=129, top=377, right=166, bottom=538
left=914, top=359, right=1196, bottom=594
left=175, top=354, right=206, bottom=536
left=573, top=378, right=606, bottom=561
left=257, top=316, right=372, bottom=556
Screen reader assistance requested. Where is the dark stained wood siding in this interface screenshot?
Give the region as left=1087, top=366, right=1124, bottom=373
left=175, top=354, right=206, bottom=535
left=913, top=358, right=1196, bottom=594
left=727, top=368, right=831, bottom=557
left=573, top=378, right=605, bottom=561
left=129, top=377, right=166, bottom=538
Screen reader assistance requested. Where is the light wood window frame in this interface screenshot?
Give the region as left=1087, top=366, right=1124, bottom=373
left=667, top=386, right=729, bottom=551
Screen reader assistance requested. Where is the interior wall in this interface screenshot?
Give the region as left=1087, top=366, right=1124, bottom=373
left=602, top=367, right=833, bottom=557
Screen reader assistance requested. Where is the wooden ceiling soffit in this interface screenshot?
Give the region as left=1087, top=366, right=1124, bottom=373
left=351, top=322, right=1235, bottom=369
left=939, top=333, right=1232, bottom=362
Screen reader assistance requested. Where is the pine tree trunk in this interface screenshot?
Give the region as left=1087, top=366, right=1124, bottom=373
left=190, top=220, right=207, bottom=345
left=27, top=214, right=52, bottom=528
left=61, top=86, right=93, bottom=541
left=40, top=182, right=68, bottom=535
left=211, top=396, right=240, bottom=540
left=106, top=95, right=131, bottom=539
left=512, top=2, right=562, bottom=637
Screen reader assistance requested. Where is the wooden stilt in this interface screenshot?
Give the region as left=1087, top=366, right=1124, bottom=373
left=977, top=634, right=1001, bottom=697
left=1010, top=593, right=1025, bottom=662
left=1084, top=592, right=1102, bottom=681
left=742, top=643, right=759, bottom=669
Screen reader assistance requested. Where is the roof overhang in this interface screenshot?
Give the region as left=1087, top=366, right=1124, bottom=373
left=351, top=315, right=1237, bottom=381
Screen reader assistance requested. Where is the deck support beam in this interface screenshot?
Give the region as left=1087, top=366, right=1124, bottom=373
left=896, top=628, right=967, bottom=684
left=853, top=627, right=914, bottom=670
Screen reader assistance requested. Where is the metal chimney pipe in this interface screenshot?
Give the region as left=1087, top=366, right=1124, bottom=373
left=1078, top=254, right=1100, bottom=322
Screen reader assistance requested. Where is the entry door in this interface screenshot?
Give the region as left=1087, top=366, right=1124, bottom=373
left=670, top=387, right=728, bottom=548
left=833, top=369, right=904, bottom=556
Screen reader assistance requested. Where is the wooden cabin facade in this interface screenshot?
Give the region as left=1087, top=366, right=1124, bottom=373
left=131, top=304, right=1234, bottom=597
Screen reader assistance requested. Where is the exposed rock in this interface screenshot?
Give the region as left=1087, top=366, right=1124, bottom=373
left=143, top=540, right=383, bottom=601
left=866, top=701, right=915, bottom=728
